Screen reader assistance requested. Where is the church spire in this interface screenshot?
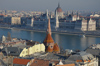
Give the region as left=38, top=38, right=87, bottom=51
left=47, top=18, right=51, bottom=35
left=72, top=10, right=74, bottom=16
left=58, top=2, right=60, bottom=7
left=77, top=11, right=79, bottom=16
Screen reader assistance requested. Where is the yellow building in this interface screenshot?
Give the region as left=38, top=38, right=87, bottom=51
left=11, top=17, right=21, bottom=25
left=20, top=43, right=45, bottom=57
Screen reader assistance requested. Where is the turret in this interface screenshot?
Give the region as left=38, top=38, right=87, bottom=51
left=72, top=11, right=74, bottom=16
left=67, top=11, right=69, bottom=16
left=46, top=9, right=49, bottom=19
left=55, top=10, right=59, bottom=28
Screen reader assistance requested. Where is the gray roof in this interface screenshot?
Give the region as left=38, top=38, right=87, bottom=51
left=62, top=60, right=75, bottom=64
left=67, top=51, right=94, bottom=61
left=67, top=55, right=83, bottom=61
left=2, top=47, right=22, bottom=56
left=85, top=48, right=100, bottom=56
left=31, top=53, right=67, bottom=61
left=11, top=43, right=26, bottom=49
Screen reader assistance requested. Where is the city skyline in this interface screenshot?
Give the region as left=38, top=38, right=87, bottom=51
left=0, top=0, right=100, bottom=12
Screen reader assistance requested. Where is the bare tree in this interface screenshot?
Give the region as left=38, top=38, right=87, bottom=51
left=7, top=32, right=11, bottom=41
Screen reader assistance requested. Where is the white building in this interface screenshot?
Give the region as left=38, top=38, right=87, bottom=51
left=26, top=17, right=34, bottom=27
left=3, top=17, right=21, bottom=25
left=30, top=5, right=96, bottom=31
left=75, top=19, right=87, bottom=31
left=1, top=35, right=6, bottom=43
left=11, top=17, right=21, bottom=25
left=87, top=18, right=96, bottom=31
left=90, top=14, right=100, bottom=17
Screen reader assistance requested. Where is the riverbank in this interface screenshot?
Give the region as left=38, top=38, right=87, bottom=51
left=0, top=26, right=100, bottom=37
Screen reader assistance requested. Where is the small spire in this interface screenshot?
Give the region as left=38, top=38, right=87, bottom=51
left=77, top=11, right=79, bottom=16
left=72, top=10, right=74, bottom=16
left=56, top=10, right=57, bottom=15
left=46, top=9, right=48, bottom=19
left=47, top=18, right=51, bottom=35
left=58, top=2, right=60, bottom=7
left=67, top=11, right=69, bottom=16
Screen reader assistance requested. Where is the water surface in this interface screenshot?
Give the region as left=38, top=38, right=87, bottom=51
left=0, top=28, right=100, bottom=51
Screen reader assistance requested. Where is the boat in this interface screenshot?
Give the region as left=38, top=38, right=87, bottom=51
left=78, top=34, right=85, bottom=37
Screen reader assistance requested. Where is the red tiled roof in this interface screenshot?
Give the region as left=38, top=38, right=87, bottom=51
left=30, top=59, right=59, bottom=66
left=43, top=33, right=54, bottom=43
left=56, top=64, right=75, bottom=66
left=53, top=43, right=60, bottom=52
left=13, top=58, right=30, bottom=65
left=46, top=46, right=53, bottom=52
left=76, top=60, right=83, bottom=62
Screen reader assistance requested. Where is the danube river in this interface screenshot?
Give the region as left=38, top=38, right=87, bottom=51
left=0, top=28, right=100, bottom=51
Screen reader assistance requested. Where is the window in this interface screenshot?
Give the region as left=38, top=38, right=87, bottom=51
left=51, top=46, right=53, bottom=48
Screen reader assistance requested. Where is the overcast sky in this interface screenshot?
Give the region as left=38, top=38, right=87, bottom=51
left=0, top=0, right=100, bottom=12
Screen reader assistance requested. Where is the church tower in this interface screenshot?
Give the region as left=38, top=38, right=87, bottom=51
left=43, top=18, right=60, bottom=53
left=43, top=18, right=54, bottom=52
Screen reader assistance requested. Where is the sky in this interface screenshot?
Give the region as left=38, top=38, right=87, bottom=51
left=0, top=0, right=100, bottom=12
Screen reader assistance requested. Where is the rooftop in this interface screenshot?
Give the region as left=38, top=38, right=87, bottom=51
left=33, top=53, right=67, bottom=61
left=13, top=58, right=30, bottom=65
left=67, top=51, right=94, bottom=62
left=85, top=43, right=100, bottom=56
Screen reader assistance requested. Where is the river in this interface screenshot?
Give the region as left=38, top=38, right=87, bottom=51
left=0, top=28, right=100, bottom=51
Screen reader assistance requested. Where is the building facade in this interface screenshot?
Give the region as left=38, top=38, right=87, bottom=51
left=26, top=17, right=34, bottom=27
left=3, top=17, right=21, bottom=25
left=20, top=43, right=45, bottom=57
left=11, top=17, right=21, bottom=25
left=2, top=4, right=96, bottom=31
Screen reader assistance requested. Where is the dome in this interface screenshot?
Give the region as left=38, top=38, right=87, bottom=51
left=53, top=43, right=60, bottom=53
left=56, top=7, right=62, bottom=12
left=55, top=3, right=63, bottom=12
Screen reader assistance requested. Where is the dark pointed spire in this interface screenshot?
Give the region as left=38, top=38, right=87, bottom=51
left=72, top=10, right=74, bottom=16
left=58, top=2, right=60, bottom=8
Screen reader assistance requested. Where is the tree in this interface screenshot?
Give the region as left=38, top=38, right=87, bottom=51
left=7, top=32, right=11, bottom=41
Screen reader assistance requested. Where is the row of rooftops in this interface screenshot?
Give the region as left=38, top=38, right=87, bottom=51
left=12, top=50, right=97, bottom=66
left=0, top=41, right=99, bottom=66
left=85, top=43, right=100, bottom=56
left=88, top=43, right=100, bottom=49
